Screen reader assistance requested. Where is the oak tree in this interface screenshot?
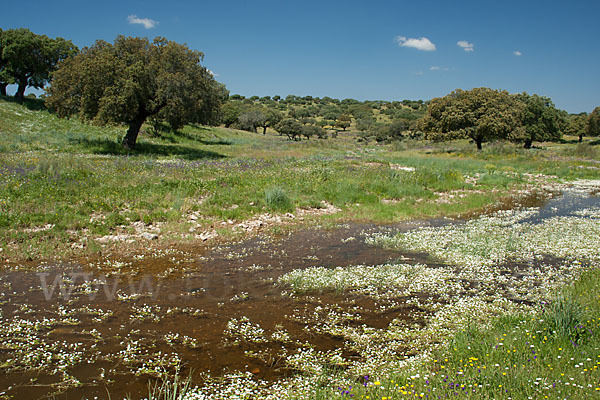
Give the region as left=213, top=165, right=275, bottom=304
left=588, top=107, right=600, bottom=138
left=514, top=93, right=563, bottom=148
left=46, top=35, right=225, bottom=149
left=276, top=118, right=303, bottom=141
left=419, top=88, right=522, bottom=150
left=0, top=28, right=77, bottom=101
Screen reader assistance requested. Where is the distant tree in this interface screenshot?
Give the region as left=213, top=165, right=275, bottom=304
left=306, top=105, right=320, bottom=117
left=316, top=119, right=329, bottom=128
left=321, top=96, right=333, bottom=104
left=388, top=119, right=410, bottom=139
left=276, top=118, right=303, bottom=140
left=221, top=102, right=242, bottom=128
left=320, top=104, right=341, bottom=121
left=324, top=119, right=337, bottom=129
left=258, top=108, right=283, bottom=134
left=356, top=117, right=377, bottom=132
left=46, top=35, right=225, bottom=149
left=419, top=88, right=522, bottom=150
left=273, top=95, right=281, bottom=102
left=565, top=113, right=588, bottom=142
left=299, top=124, right=326, bottom=140
left=237, top=108, right=265, bottom=132
left=336, top=114, right=352, bottom=131
left=1, top=28, right=77, bottom=101
left=513, top=93, right=564, bottom=148
left=588, top=107, right=600, bottom=138
left=300, top=117, right=316, bottom=125
left=291, top=107, right=311, bottom=118
left=230, top=94, right=245, bottom=100
left=349, top=104, right=372, bottom=120
left=0, top=28, right=13, bottom=96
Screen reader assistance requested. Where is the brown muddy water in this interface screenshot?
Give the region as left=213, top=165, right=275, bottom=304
left=2, top=188, right=598, bottom=399
left=0, top=221, right=446, bottom=399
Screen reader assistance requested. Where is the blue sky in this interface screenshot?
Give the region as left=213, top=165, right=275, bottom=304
left=2, top=0, right=599, bottom=113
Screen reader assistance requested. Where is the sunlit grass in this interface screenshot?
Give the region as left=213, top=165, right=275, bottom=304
left=308, top=268, right=600, bottom=400
left=1, top=96, right=598, bottom=262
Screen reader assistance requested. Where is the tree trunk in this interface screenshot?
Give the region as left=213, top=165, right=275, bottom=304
left=523, top=139, right=532, bottom=149
left=14, top=83, right=27, bottom=103
left=0, top=84, right=7, bottom=97
left=263, top=126, right=267, bottom=135
left=476, top=138, right=482, bottom=150
left=579, top=134, right=583, bottom=143
left=122, top=116, right=146, bottom=150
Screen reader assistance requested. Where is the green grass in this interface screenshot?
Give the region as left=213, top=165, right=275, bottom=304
left=264, top=186, right=294, bottom=212
left=1, top=96, right=599, bottom=261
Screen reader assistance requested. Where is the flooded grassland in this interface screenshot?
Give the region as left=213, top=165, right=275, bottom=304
left=1, top=180, right=600, bottom=399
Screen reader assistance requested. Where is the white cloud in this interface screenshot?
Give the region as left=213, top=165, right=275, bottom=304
left=207, top=69, right=220, bottom=77
left=429, top=66, right=448, bottom=71
left=395, top=36, right=436, bottom=51
left=513, top=51, right=522, bottom=56
left=457, top=40, right=474, bottom=52
left=127, top=15, right=158, bottom=29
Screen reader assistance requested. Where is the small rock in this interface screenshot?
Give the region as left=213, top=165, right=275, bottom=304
left=141, top=232, right=159, bottom=240
left=197, top=231, right=217, bottom=241
left=96, top=234, right=129, bottom=243
left=189, top=214, right=198, bottom=221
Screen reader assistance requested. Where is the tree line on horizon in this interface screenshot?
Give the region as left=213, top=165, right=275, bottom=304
left=1, top=28, right=599, bottom=149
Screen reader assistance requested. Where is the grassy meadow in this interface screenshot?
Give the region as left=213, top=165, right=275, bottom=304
left=1, top=96, right=598, bottom=262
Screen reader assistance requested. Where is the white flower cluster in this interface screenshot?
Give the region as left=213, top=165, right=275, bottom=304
left=223, top=316, right=268, bottom=345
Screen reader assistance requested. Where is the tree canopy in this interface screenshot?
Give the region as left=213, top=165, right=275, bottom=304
left=0, top=28, right=77, bottom=100
left=513, top=93, right=564, bottom=148
left=419, top=88, right=523, bottom=149
left=46, top=35, right=226, bottom=149
left=565, top=113, right=588, bottom=142
left=0, top=28, right=12, bottom=96
left=276, top=118, right=303, bottom=141
left=588, top=107, right=600, bottom=138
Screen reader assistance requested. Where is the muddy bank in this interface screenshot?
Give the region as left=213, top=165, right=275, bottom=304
left=0, top=221, right=441, bottom=399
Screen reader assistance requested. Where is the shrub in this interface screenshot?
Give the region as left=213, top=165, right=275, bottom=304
left=542, top=296, right=586, bottom=341
left=264, top=187, right=293, bottom=211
